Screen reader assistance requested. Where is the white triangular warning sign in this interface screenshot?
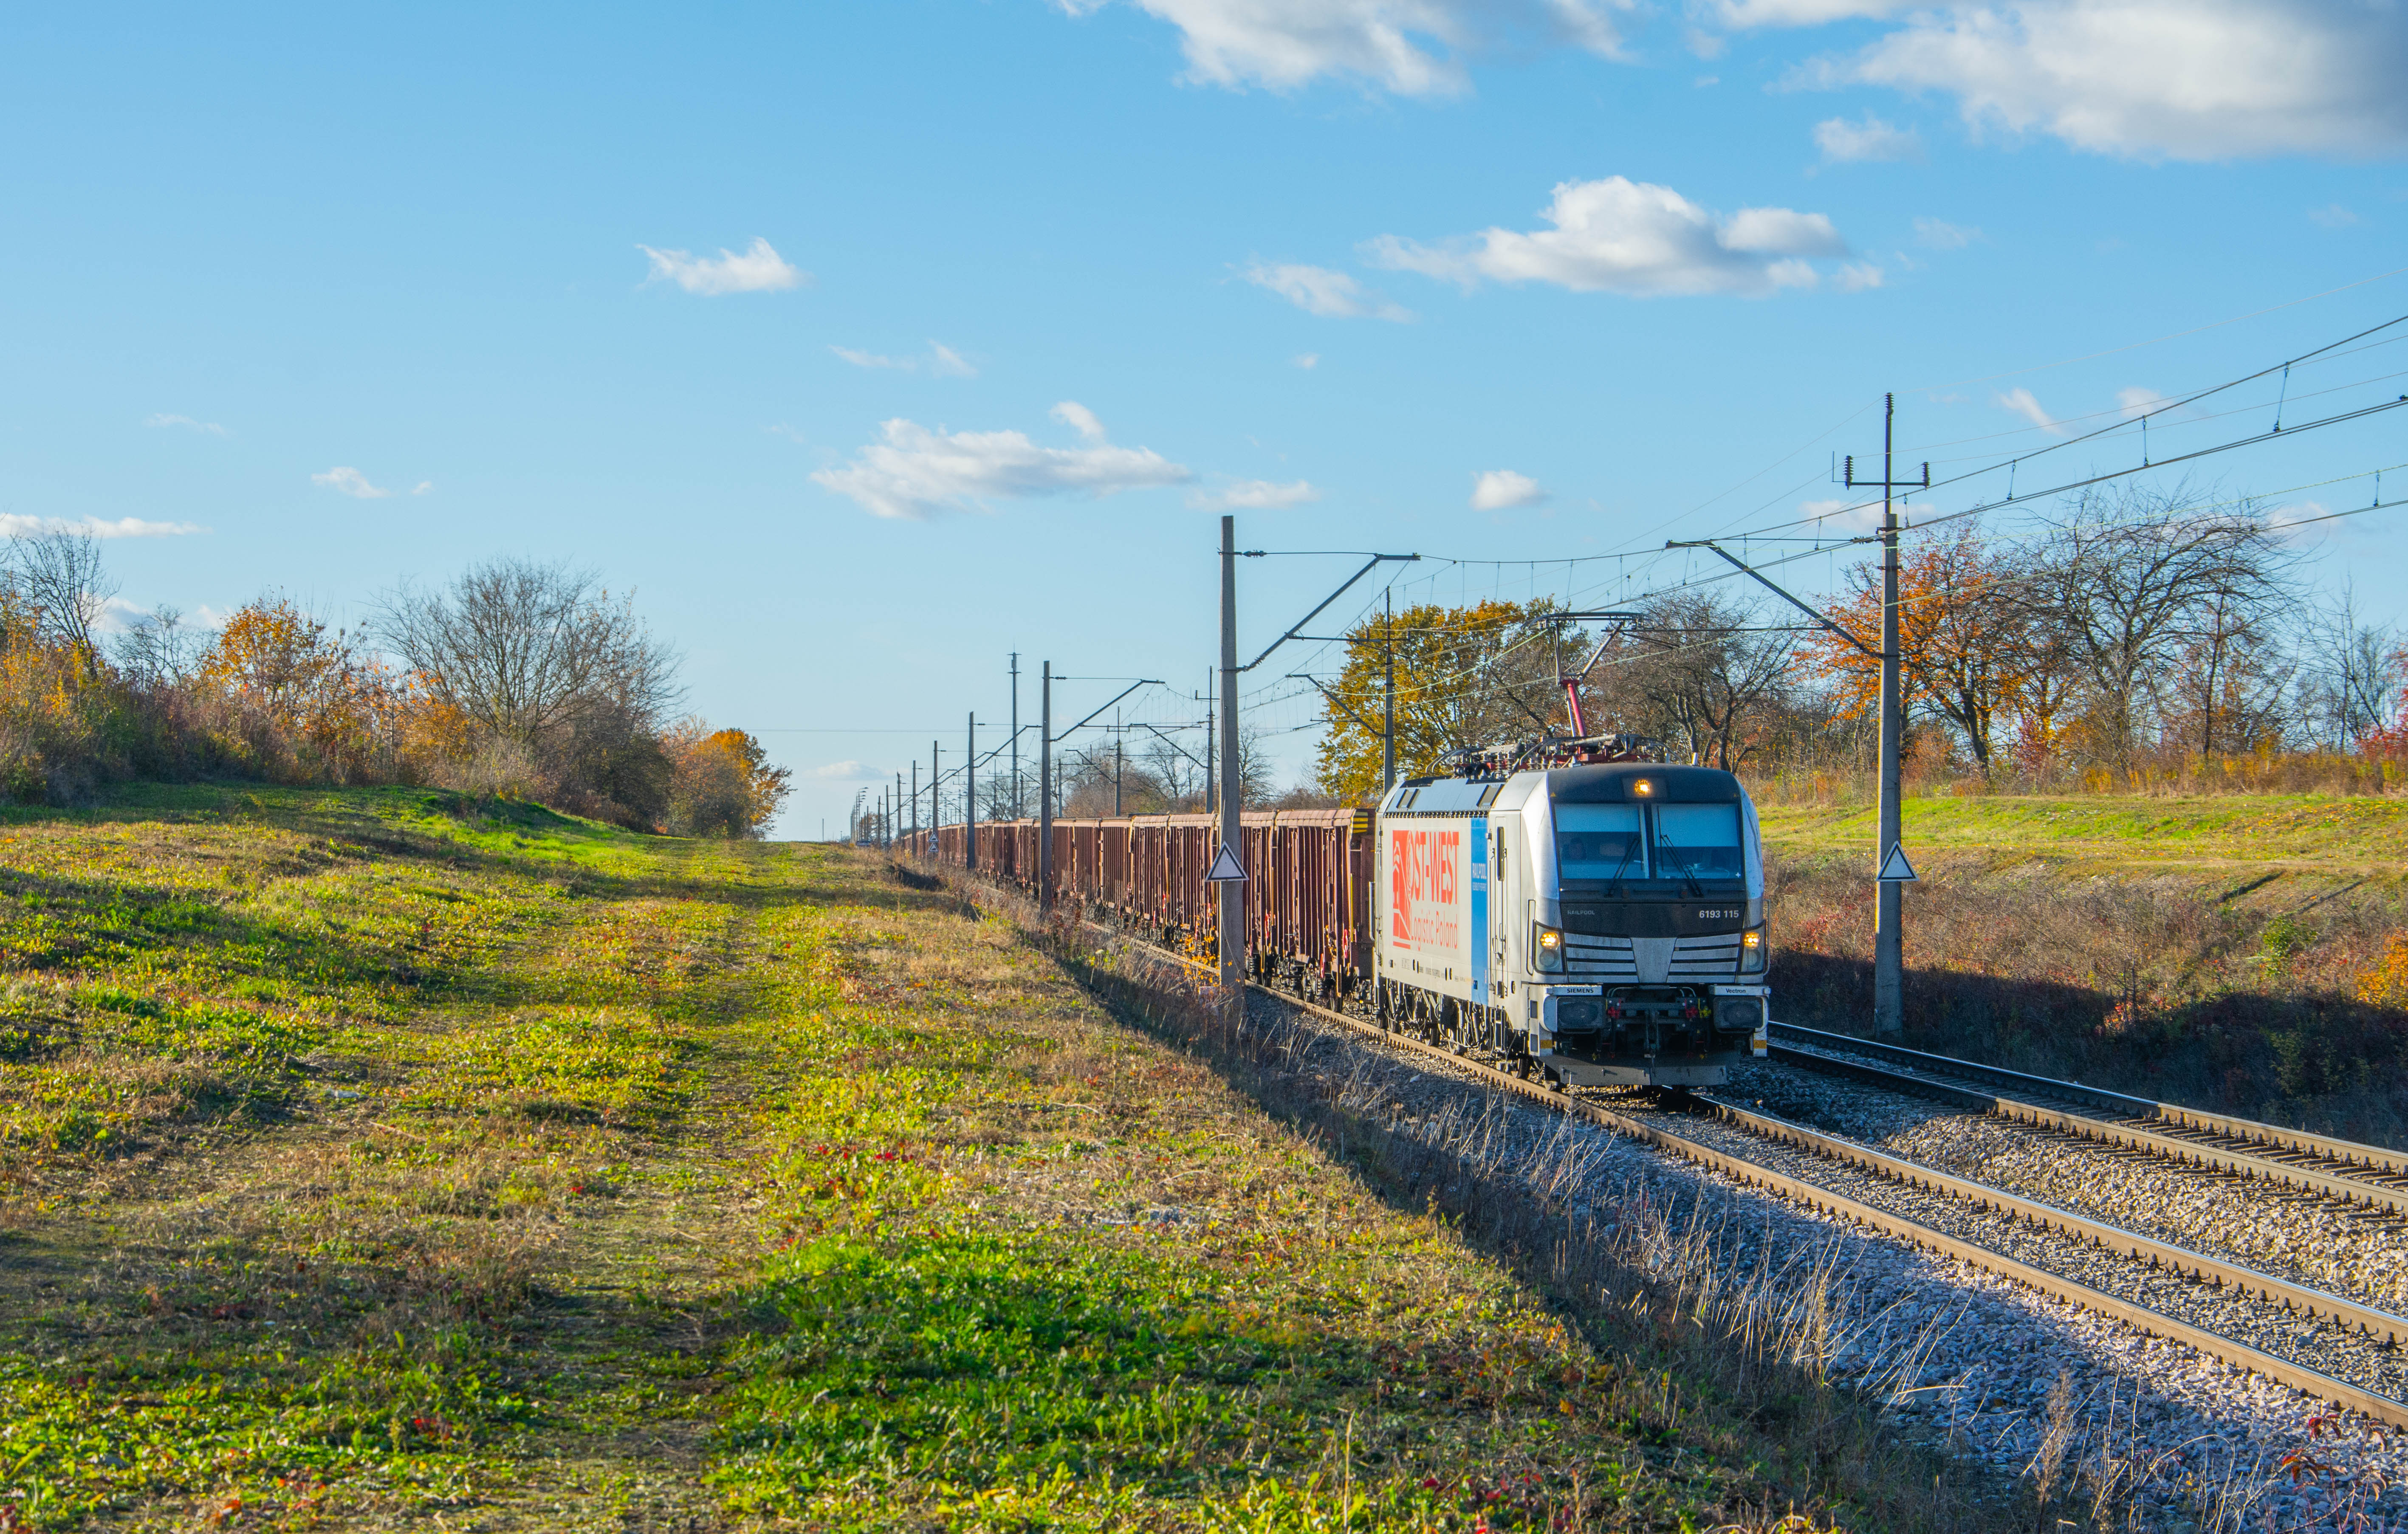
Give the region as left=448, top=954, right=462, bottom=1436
left=1877, top=843, right=1919, bottom=882
left=1204, top=842, right=1247, bottom=882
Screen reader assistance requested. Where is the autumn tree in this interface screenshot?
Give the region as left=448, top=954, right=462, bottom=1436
left=378, top=558, right=683, bottom=823
left=664, top=726, right=792, bottom=837
left=1312, top=598, right=1580, bottom=802
left=200, top=595, right=399, bottom=778
left=1803, top=521, right=2040, bottom=769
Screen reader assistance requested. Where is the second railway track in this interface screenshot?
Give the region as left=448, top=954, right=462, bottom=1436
left=1086, top=922, right=2408, bottom=1432
left=1769, top=1022, right=2408, bottom=1218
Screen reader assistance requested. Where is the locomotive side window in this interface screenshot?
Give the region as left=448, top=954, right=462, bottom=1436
left=1555, top=804, right=1646, bottom=881
left=1651, top=804, right=1745, bottom=883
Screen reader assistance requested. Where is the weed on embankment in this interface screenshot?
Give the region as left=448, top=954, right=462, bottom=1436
left=1759, top=794, right=2408, bottom=1145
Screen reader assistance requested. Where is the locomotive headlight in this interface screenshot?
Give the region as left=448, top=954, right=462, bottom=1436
left=1740, top=928, right=1766, bottom=973
left=1533, top=924, right=1564, bottom=973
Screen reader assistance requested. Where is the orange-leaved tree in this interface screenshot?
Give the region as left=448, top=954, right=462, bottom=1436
left=1802, top=522, right=2043, bottom=769
left=665, top=725, right=793, bottom=838
left=199, top=595, right=402, bottom=780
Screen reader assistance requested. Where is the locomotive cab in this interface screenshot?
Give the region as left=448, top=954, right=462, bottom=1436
left=1374, top=761, right=1771, bottom=1088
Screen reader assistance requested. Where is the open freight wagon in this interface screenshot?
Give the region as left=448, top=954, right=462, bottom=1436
left=909, top=809, right=1375, bottom=1001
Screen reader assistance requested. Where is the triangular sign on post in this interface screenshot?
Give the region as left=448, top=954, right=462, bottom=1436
left=1204, top=842, right=1247, bottom=883
left=1877, top=843, right=1919, bottom=882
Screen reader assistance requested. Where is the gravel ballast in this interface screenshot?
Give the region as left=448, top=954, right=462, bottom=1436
left=1210, top=979, right=2408, bottom=1533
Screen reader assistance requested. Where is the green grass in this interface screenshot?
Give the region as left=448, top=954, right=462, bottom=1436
left=0, top=786, right=1946, bottom=1530
left=1759, top=791, right=2408, bottom=869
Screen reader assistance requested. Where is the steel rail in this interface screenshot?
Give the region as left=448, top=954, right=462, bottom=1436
left=1767, top=1038, right=2408, bottom=1218
left=1696, top=1095, right=2408, bottom=1348
left=1770, top=1023, right=2408, bottom=1177
left=1070, top=926, right=2408, bottom=1428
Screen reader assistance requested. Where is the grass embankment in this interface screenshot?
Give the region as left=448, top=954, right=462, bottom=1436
left=0, top=787, right=1993, bottom=1530
left=1758, top=794, right=2408, bottom=1144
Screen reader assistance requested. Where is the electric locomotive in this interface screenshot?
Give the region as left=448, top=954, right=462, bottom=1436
left=1372, top=760, right=1771, bottom=1087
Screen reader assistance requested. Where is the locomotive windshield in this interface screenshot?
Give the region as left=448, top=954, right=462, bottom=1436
left=1555, top=801, right=1745, bottom=892
left=1652, top=804, right=1745, bottom=882
left=1555, top=805, right=1646, bottom=880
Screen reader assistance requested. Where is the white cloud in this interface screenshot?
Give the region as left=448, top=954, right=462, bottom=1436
left=1293, top=352, right=1321, bottom=369
left=1835, top=261, right=1885, bottom=291
left=0, top=515, right=205, bottom=539
left=832, top=346, right=906, bottom=370
left=831, top=340, right=978, bottom=376
left=811, top=411, right=1193, bottom=520
left=2309, top=203, right=2360, bottom=228
left=1913, top=216, right=1983, bottom=248
left=810, top=759, right=871, bottom=779
left=638, top=237, right=807, bottom=295
left=1470, top=469, right=1546, bottom=510
left=1710, top=0, right=1902, bottom=22
left=1994, top=386, right=2067, bottom=434
left=2117, top=385, right=2168, bottom=419
left=1368, top=176, right=1848, bottom=298
left=1050, top=400, right=1108, bottom=441
left=1243, top=262, right=1413, bottom=320
left=93, top=596, right=162, bottom=637
left=312, top=466, right=392, bottom=499
left=412, top=481, right=435, bottom=495
left=2268, top=500, right=2330, bottom=542
left=144, top=413, right=226, bottom=436
left=1059, top=0, right=1628, bottom=97
left=1080, top=0, right=2408, bottom=161
left=1798, top=494, right=1883, bottom=532
left=1824, top=1, right=2408, bottom=161
left=1814, top=114, right=1922, bottom=162
left=1189, top=478, right=1321, bottom=510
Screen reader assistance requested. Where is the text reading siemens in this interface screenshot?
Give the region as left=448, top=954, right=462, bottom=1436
left=1390, top=827, right=1461, bottom=952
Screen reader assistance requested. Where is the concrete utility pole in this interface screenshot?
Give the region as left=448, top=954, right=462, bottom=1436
left=1844, top=393, right=1928, bottom=1038
left=1217, top=515, right=1242, bottom=991
left=966, top=713, right=977, bottom=871
left=1383, top=587, right=1396, bottom=792
left=909, top=761, right=919, bottom=852
left=1039, top=661, right=1053, bottom=911
left=1112, top=712, right=1123, bottom=817
left=1009, top=653, right=1021, bottom=821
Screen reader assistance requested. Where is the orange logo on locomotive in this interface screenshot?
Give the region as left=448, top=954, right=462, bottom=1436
left=1388, top=826, right=1459, bottom=950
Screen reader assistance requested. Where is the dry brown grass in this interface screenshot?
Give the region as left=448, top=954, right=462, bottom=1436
left=1769, top=847, right=2408, bottom=1144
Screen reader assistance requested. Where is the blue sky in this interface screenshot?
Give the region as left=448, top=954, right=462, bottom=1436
left=3, top=1, right=2405, bottom=836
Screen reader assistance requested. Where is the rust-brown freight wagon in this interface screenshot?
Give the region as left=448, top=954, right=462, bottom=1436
left=915, top=809, right=1376, bottom=1000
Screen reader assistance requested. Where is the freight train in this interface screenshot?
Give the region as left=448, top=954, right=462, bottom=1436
left=906, top=759, right=1772, bottom=1088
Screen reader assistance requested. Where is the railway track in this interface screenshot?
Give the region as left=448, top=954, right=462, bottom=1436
left=1769, top=1022, right=2408, bottom=1218
left=1084, top=926, right=2408, bottom=1431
